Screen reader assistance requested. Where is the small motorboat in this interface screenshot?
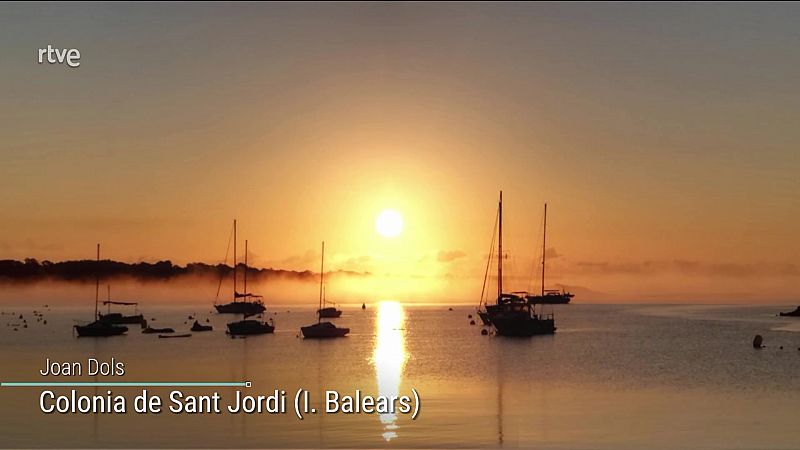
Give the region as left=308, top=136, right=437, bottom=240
left=779, top=306, right=800, bottom=317
left=159, top=333, right=192, bottom=339
left=191, top=321, right=213, bottom=332
left=142, top=327, right=175, bottom=334
left=301, top=321, right=350, bottom=339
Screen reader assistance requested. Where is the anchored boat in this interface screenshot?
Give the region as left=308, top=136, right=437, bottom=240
left=525, top=203, right=574, bottom=305
left=301, top=242, right=349, bottom=339
left=214, top=220, right=267, bottom=316
left=74, top=244, right=129, bottom=337
left=225, top=236, right=274, bottom=336
left=478, top=192, right=556, bottom=336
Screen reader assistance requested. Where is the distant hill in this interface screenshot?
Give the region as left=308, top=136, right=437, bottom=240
left=0, top=258, right=366, bottom=283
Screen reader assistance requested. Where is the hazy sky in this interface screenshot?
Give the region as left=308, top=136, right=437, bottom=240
left=1, top=3, right=798, bottom=301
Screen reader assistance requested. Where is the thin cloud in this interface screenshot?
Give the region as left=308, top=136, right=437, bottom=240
left=437, top=250, right=467, bottom=262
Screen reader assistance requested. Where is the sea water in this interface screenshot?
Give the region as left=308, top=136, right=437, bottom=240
left=0, top=302, right=798, bottom=449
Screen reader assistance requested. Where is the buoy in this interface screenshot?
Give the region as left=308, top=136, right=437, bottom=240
left=753, top=335, right=764, bottom=349
left=470, top=320, right=476, bottom=325
left=206, top=318, right=210, bottom=322
left=468, top=314, right=473, bottom=319
left=481, top=329, right=488, bottom=335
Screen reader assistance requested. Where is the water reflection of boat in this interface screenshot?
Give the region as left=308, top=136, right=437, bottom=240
left=74, top=244, right=129, bottom=337
left=215, top=221, right=267, bottom=316
left=302, top=242, right=349, bottom=339
left=525, top=203, right=574, bottom=305
left=480, top=192, right=556, bottom=336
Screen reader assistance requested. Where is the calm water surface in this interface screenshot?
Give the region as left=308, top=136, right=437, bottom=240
left=1, top=303, right=799, bottom=449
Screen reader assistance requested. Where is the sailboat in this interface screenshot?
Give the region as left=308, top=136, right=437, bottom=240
left=215, top=220, right=267, bottom=315
left=98, top=286, right=145, bottom=325
left=525, top=204, right=574, bottom=305
left=317, top=286, right=342, bottom=318
left=226, top=238, right=274, bottom=336
left=301, top=241, right=350, bottom=338
left=480, top=192, right=556, bottom=336
left=74, top=244, right=128, bottom=337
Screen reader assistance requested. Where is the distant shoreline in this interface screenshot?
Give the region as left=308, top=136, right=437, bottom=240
left=0, top=258, right=368, bottom=284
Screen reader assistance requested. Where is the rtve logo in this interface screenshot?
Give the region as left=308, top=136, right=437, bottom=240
left=37, top=45, right=81, bottom=68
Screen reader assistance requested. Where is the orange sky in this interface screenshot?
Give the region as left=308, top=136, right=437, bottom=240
left=1, top=3, right=798, bottom=302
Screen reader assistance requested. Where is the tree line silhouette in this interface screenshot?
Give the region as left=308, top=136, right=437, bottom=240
left=0, top=258, right=364, bottom=283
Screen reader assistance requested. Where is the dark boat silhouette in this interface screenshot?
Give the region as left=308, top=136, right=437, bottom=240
left=317, top=287, right=342, bottom=318
left=301, top=242, right=349, bottom=339
left=214, top=220, right=267, bottom=315
left=301, top=321, right=349, bottom=338
left=227, top=317, right=275, bottom=336
left=191, top=321, right=213, bottom=332
left=98, top=289, right=145, bottom=325
left=159, top=333, right=191, bottom=339
left=224, top=235, right=275, bottom=336
left=75, top=320, right=128, bottom=337
left=525, top=204, right=574, bottom=305
left=142, top=326, right=175, bottom=334
left=779, top=306, right=800, bottom=317
left=74, top=244, right=129, bottom=338
left=479, top=192, right=556, bottom=336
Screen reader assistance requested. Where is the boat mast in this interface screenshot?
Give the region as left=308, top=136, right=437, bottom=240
left=244, top=239, right=247, bottom=299
left=541, top=203, right=547, bottom=297
left=233, top=219, right=237, bottom=302
left=319, top=241, right=325, bottom=323
left=497, top=191, right=503, bottom=302
left=95, top=243, right=100, bottom=320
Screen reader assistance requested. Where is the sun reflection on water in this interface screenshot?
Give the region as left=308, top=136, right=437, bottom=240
left=372, top=301, right=407, bottom=441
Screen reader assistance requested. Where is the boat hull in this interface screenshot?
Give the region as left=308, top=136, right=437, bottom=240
left=98, top=313, right=145, bottom=325
left=492, top=314, right=556, bottom=336
left=215, top=301, right=266, bottom=315
left=301, top=322, right=349, bottom=338
left=74, top=322, right=128, bottom=337
left=526, top=294, right=573, bottom=305
left=317, top=307, right=342, bottom=318
left=226, top=319, right=274, bottom=336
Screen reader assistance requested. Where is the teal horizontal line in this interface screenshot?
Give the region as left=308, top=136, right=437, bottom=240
left=1, top=381, right=247, bottom=387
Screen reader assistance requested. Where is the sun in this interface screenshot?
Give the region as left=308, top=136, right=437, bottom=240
left=375, top=209, right=403, bottom=238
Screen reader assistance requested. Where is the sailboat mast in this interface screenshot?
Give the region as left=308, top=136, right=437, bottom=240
left=244, top=239, right=248, bottom=298
left=233, top=220, right=237, bottom=302
left=541, top=203, right=547, bottom=297
left=319, top=241, right=325, bottom=323
left=498, top=191, right=503, bottom=302
left=95, top=243, right=100, bottom=320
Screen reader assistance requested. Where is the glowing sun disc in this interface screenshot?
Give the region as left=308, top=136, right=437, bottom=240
left=376, top=210, right=403, bottom=238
